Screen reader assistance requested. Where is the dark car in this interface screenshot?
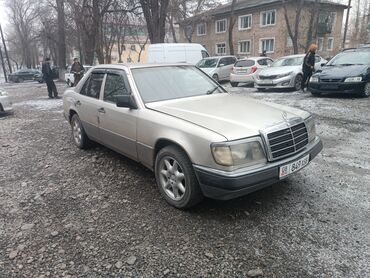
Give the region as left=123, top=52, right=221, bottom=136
left=33, top=66, right=59, bottom=83
left=8, top=69, right=41, bottom=83
left=308, top=48, right=370, bottom=97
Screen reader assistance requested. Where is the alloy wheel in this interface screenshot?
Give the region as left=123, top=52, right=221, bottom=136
left=158, top=156, right=186, bottom=201
left=72, top=118, right=82, bottom=145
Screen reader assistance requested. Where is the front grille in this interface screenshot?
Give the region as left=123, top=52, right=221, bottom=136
left=266, top=122, right=308, bottom=160
left=320, top=78, right=342, bottom=83
left=259, top=75, right=277, bottom=80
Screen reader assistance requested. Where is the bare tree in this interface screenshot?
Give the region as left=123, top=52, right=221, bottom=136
left=140, top=0, right=170, bottom=43
left=56, top=0, right=67, bottom=79
left=282, top=0, right=305, bottom=54
left=228, top=0, right=237, bottom=55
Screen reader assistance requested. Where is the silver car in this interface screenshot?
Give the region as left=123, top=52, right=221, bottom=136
left=0, top=89, right=12, bottom=113
left=63, top=64, right=322, bottom=209
left=255, top=54, right=327, bottom=91
left=196, top=56, right=237, bottom=82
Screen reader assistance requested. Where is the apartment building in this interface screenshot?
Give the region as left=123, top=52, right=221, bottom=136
left=179, top=0, right=347, bottom=59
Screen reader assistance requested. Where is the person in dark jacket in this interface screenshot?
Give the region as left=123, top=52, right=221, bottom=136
left=42, top=58, right=59, bottom=98
left=70, top=57, right=85, bottom=86
left=301, top=44, right=317, bottom=91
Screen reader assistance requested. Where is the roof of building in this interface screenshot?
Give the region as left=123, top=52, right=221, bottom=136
left=181, top=0, right=347, bottom=23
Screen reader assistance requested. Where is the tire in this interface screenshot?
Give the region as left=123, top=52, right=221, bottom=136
left=294, top=74, right=303, bottom=91
left=230, top=82, right=238, bottom=87
left=70, top=114, right=91, bottom=149
left=362, top=82, right=370, bottom=97
left=155, top=145, right=203, bottom=209
left=212, top=74, right=219, bottom=82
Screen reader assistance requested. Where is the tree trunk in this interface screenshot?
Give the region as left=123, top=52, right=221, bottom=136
left=56, top=0, right=66, bottom=80
left=282, top=0, right=304, bottom=54
left=228, top=0, right=237, bottom=55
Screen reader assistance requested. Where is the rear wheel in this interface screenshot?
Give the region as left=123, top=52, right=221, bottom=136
left=212, top=74, right=219, bottom=82
left=155, top=146, right=203, bottom=209
left=70, top=114, right=91, bottom=149
left=230, top=82, right=238, bottom=87
left=362, top=82, right=370, bottom=97
left=294, top=74, right=303, bottom=91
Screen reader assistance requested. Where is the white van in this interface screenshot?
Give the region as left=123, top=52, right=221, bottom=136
left=147, top=43, right=209, bottom=64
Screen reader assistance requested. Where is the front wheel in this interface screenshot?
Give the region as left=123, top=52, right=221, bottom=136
left=70, top=114, right=91, bottom=149
left=362, top=82, right=370, bottom=97
left=155, top=146, right=203, bottom=209
left=294, top=74, right=303, bottom=91
left=230, top=82, right=238, bottom=87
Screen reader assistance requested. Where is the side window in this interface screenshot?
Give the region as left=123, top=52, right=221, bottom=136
left=267, top=59, right=273, bottom=65
left=315, top=55, right=321, bottom=63
left=226, top=57, right=235, bottom=65
left=103, top=72, right=130, bottom=103
left=201, top=50, right=209, bottom=58
left=258, top=59, right=267, bottom=66
left=80, top=72, right=105, bottom=99
left=219, top=58, right=227, bottom=66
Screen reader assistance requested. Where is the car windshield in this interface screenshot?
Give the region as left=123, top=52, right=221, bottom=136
left=196, top=58, right=219, bottom=68
left=235, top=60, right=255, bottom=67
left=327, top=51, right=370, bottom=66
left=132, top=66, right=224, bottom=103
left=271, top=57, right=303, bottom=67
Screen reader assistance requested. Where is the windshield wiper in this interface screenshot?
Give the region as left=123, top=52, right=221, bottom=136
left=207, top=84, right=223, bottom=95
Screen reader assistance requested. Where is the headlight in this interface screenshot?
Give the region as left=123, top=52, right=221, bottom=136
left=0, top=90, right=7, bottom=96
left=310, top=76, right=319, bottom=83
left=344, top=76, right=362, bottom=82
left=305, top=116, right=316, bottom=142
left=211, top=138, right=267, bottom=167
left=277, top=72, right=293, bottom=78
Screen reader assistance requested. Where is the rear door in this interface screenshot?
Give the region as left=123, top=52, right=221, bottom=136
left=98, top=69, right=138, bottom=160
left=74, top=70, right=105, bottom=141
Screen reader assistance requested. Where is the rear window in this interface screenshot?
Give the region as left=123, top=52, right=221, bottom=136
left=235, top=60, right=255, bottom=67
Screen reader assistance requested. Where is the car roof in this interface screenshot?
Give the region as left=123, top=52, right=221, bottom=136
left=92, top=63, right=194, bottom=71
left=276, top=54, right=306, bottom=59
left=237, top=56, right=272, bottom=61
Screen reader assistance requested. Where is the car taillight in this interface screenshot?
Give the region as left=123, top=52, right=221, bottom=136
left=251, top=66, right=257, bottom=73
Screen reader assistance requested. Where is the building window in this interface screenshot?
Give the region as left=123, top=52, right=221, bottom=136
left=261, top=10, right=276, bottom=27
left=260, top=38, right=275, bottom=53
left=216, top=43, right=226, bottom=55
left=317, top=37, right=324, bottom=51
left=197, top=23, right=206, bottom=36
left=238, top=40, right=251, bottom=54
left=239, top=15, right=252, bottom=30
left=215, top=19, right=227, bottom=33
left=327, top=37, right=334, bottom=51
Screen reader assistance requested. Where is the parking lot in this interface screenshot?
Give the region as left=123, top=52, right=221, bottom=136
left=0, top=81, right=369, bottom=277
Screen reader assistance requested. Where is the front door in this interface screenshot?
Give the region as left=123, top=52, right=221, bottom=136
left=98, top=70, right=138, bottom=160
left=75, top=71, right=105, bottom=141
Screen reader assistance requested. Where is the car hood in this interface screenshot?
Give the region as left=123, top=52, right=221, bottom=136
left=199, top=68, right=216, bottom=75
left=259, top=66, right=300, bottom=76
left=314, top=64, right=369, bottom=79
left=146, top=93, right=310, bottom=141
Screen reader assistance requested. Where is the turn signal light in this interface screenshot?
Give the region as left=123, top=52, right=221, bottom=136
left=251, top=66, right=257, bottom=73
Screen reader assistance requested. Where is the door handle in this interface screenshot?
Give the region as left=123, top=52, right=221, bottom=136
left=75, top=100, right=81, bottom=106
left=98, top=107, right=106, bottom=114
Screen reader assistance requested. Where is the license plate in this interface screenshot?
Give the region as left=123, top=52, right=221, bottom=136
left=260, top=80, right=273, bottom=84
left=321, top=84, right=338, bottom=90
left=279, top=154, right=310, bottom=179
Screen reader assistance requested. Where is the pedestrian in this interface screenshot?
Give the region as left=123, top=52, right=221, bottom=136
left=261, top=50, right=267, bottom=57
left=70, top=57, right=85, bottom=86
left=41, top=58, right=59, bottom=99
left=301, top=44, right=317, bottom=91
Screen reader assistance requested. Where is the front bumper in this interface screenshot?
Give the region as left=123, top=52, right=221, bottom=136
left=0, top=96, right=13, bottom=112
left=255, top=75, right=294, bottom=89
left=230, top=73, right=254, bottom=83
left=308, top=81, right=366, bottom=95
left=193, top=137, right=323, bottom=200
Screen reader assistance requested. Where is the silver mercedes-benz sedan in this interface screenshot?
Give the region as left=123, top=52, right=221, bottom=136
left=63, top=64, right=322, bottom=209
left=0, top=89, right=13, bottom=113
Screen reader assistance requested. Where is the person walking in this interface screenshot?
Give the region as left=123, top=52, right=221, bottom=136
left=42, top=58, right=59, bottom=98
left=70, top=57, right=85, bottom=86
left=301, top=44, right=317, bottom=91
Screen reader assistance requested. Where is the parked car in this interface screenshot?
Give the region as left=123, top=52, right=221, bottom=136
left=147, top=43, right=209, bottom=64
left=254, top=54, right=327, bottom=91
left=196, top=56, right=237, bottom=82
left=0, top=89, right=13, bottom=113
left=230, top=57, right=273, bottom=87
left=63, top=64, right=322, bottom=209
left=8, top=69, right=41, bottom=83
left=65, top=65, right=92, bottom=87
left=309, top=48, right=370, bottom=97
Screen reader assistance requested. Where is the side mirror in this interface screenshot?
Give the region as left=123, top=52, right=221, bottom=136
left=218, top=63, right=225, bottom=67
left=321, top=63, right=327, bottom=67
left=116, top=95, right=138, bottom=109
